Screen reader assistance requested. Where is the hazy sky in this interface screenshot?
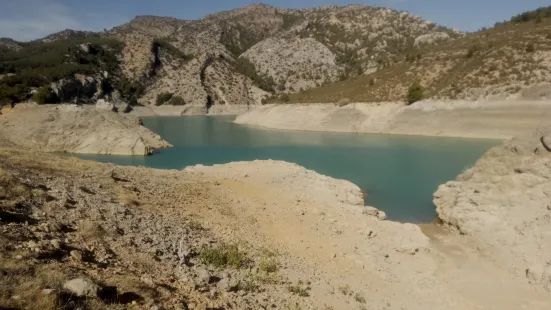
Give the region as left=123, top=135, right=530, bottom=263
left=0, top=0, right=549, bottom=41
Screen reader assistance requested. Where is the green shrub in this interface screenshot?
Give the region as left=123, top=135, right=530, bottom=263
left=199, top=244, right=249, bottom=269
left=510, top=6, right=551, bottom=24
left=279, top=94, right=290, bottom=102
left=167, top=95, right=185, bottom=105
left=155, top=92, right=173, bottom=106
left=151, top=38, right=193, bottom=61
left=406, top=81, right=424, bottom=105
left=259, top=259, right=278, bottom=273
left=116, top=78, right=144, bottom=101
left=31, top=86, right=58, bottom=104
left=466, top=46, right=478, bottom=58
left=287, top=285, right=310, bottom=297
left=354, top=293, right=366, bottom=304
left=234, top=57, right=275, bottom=93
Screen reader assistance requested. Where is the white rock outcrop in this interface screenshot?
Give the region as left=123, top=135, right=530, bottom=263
left=63, top=277, right=100, bottom=297
left=0, top=103, right=171, bottom=156
left=434, top=127, right=551, bottom=290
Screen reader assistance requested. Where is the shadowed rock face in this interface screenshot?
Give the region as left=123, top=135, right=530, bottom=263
left=434, top=127, right=551, bottom=291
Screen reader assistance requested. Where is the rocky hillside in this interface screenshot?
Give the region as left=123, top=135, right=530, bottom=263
left=111, top=3, right=460, bottom=101
left=0, top=38, right=22, bottom=52
left=284, top=6, right=551, bottom=103
left=1, top=3, right=459, bottom=110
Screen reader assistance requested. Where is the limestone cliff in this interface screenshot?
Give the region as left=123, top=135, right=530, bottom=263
left=434, top=127, right=551, bottom=291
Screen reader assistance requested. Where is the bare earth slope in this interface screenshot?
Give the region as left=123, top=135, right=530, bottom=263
left=0, top=104, right=171, bottom=155
left=434, top=127, right=551, bottom=292
left=235, top=101, right=551, bottom=139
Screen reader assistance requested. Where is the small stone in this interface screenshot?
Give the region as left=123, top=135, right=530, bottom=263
left=63, top=277, right=100, bottom=297
left=50, top=239, right=62, bottom=249
left=140, top=274, right=155, bottom=287
left=194, top=267, right=211, bottom=286
left=12, top=295, right=20, bottom=300
left=42, top=289, right=55, bottom=295
left=15, top=255, right=23, bottom=260
left=377, top=211, right=387, bottom=220
left=362, top=206, right=379, bottom=216
left=70, top=250, right=83, bottom=261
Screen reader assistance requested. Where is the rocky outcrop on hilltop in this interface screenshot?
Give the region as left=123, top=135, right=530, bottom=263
left=105, top=3, right=459, bottom=105
left=434, top=127, right=551, bottom=290
left=0, top=38, right=22, bottom=51
left=0, top=103, right=171, bottom=155
left=38, top=29, right=99, bottom=43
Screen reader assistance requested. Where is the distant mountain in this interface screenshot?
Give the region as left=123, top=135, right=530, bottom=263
left=38, top=29, right=99, bottom=43
left=0, top=38, right=22, bottom=51
left=281, top=5, right=551, bottom=103
left=9, top=3, right=548, bottom=109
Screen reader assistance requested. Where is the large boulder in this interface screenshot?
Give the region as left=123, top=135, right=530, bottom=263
left=95, top=99, right=115, bottom=112
left=63, top=277, right=100, bottom=297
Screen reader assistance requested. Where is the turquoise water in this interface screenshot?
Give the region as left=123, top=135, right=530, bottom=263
left=76, top=116, right=498, bottom=223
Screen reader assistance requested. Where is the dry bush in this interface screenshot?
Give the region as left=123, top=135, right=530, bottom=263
left=0, top=168, right=29, bottom=199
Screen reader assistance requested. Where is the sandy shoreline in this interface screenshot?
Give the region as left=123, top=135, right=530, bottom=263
left=235, top=100, right=551, bottom=140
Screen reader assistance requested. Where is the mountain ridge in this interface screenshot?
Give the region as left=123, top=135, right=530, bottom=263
left=4, top=3, right=548, bottom=109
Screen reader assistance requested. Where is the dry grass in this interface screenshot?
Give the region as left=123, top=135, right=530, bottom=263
left=0, top=168, right=29, bottom=199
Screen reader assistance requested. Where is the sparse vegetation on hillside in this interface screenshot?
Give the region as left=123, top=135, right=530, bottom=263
left=199, top=243, right=250, bottom=269
left=407, top=81, right=424, bottom=104
left=234, top=56, right=275, bottom=92
left=0, top=37, right=124, bottom=106
left=152, top=38, right=194, bottom=61
left=510, top=6, right=551, bottom=24
left=31, top=86, right=58, bottom=104
left=278, top=12, right=551, bottom=103
left=155, top=92, right=173, bottom=105
left=167, top=95, right=185, bottom=105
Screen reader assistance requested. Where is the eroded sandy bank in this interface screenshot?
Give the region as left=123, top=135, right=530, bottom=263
left=235, top=100, right=551, bottom=139
left=434, top=126, right=551, bottom=292
left=0, top=103, right=171, bottom=156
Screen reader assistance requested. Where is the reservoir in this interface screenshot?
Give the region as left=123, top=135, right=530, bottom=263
left=77, top=116, right=498, bottom=223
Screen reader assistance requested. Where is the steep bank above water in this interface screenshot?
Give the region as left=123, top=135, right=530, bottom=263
left=235, top=101, right=551, bottom=139
left=434, top=127, right=551, bottom=291
left=0, top=103, right=171, bottom=156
